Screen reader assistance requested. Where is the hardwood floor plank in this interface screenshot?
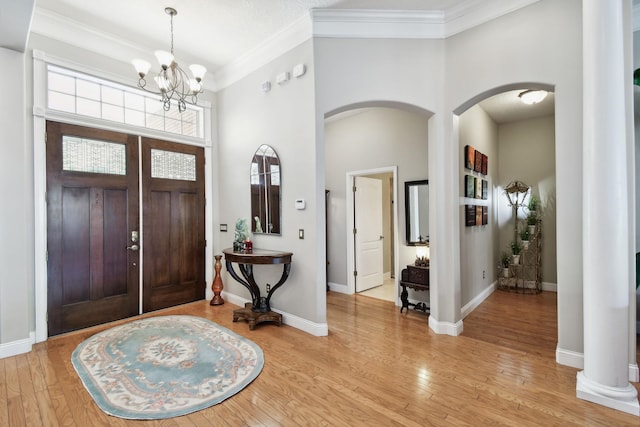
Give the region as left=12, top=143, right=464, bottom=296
left=0, top=358, right=8, bottom=427
left=16, top=354, right=44, bottom=427
left=1, top=290, right=639, bottom=425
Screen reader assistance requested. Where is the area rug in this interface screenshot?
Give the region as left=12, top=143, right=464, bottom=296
left=71, top=315, right=263, bottom=420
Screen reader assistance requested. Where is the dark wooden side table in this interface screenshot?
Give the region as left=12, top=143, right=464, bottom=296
left=223, top=248, right=293, bottom=330
left=400, top=265, right=430, bottom=313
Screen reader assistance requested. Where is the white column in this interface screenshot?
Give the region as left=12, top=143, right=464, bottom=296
left=577, top=0, right=639, bottom=415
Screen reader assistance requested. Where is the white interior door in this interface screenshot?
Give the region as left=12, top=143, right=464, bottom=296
left=354, top=176, right=383, bottom=292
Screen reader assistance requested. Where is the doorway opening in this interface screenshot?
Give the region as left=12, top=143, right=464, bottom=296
left=350, top=172, right=395, bottom=302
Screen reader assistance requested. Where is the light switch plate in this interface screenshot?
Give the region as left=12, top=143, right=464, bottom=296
left=298, top=229, right=304, bottom=239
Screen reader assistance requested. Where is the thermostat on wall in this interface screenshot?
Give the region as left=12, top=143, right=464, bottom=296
left=295, top=199, right=306, bottom=210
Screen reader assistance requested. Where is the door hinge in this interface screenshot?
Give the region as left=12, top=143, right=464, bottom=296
left=353, top=228, right=357, bottom=235
left=46, top=311, right=48, bottom=322
left=354, top=270, right=358, bottom=277
left=204, top=240, right=207, bottom=247
left=353, top=186, right=357, bottom=192
left=45, top=251, right=48, bottom=262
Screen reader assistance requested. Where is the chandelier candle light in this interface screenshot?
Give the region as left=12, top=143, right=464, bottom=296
left=132, top=7, right=206, bottom=112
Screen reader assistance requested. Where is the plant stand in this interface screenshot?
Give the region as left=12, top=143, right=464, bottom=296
left=498, top=220, right=542, bottom=294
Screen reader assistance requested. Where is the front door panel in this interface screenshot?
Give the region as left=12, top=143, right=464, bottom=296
left=46, top=122, right=140, bottom=335
left=141, top=137, right=205, bottom=312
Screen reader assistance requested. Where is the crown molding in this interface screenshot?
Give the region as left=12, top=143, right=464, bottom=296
left=444, top=0, right=540, bottom=37
left=213, top=13, right=312, bottom=91
left=311, top=9, right=445, bottom=39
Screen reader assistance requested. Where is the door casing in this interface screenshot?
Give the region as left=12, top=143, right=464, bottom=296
left=345, top=166, right=400, bottom=305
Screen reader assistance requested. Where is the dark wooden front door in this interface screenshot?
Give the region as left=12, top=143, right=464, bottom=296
left=46, top=122, right=140, bottom=335
left=141, top=137, right=205, bottom=311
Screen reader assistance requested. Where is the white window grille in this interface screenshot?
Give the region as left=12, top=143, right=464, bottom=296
left=47, top=64, right=204, bottom=139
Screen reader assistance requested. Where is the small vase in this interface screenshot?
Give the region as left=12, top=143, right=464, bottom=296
left=522, top=240, right=529, bottom=250
left=210, top=255, right=224, bottom=306
left=502, top=268, right=509, bottom=278
left=528, top=225, right=536, bottom=236
left=512, top=255, right=520, bottom=265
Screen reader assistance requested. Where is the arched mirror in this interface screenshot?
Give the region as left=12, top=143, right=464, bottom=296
left=405, top=180, right=429, bottom=245
left=250, top=144, right=281, bottom=235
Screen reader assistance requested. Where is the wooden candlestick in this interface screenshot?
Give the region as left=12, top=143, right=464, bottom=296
left=210, top=255, right=224, bottom=305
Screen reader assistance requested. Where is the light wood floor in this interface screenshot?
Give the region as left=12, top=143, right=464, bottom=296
left=2, top=290, right=639, bottom=426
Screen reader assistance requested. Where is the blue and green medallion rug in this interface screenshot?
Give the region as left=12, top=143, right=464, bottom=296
left=71, top=315, right=264, bottom=420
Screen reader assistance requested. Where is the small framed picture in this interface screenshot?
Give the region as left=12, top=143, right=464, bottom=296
left=476, top=206, right=482, bottom=225
left=482, top=180, right=488, bottom=200
left=465, top=205, right=476, bottom=226
left=475, top=177, right=482, bottom=199
left=482, top=206, right=488, bottom=225
left=465, top=145, right=475, bottom=170
left=474, top=150, right=483, bottom=172
left=481, top=154, right=488, bottom=175
left=465, top=175, right=475, bottom=198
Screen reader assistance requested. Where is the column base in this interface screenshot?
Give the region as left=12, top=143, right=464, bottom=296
left=576, top=371, right=640, bottom=416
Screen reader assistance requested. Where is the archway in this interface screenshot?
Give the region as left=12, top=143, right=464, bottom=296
left=324, top=101, right=433, bottom=313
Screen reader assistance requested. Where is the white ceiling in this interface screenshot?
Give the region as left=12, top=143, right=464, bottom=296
left=33, top=0, right=469, bottom=73
left=1, top=0, right=554, bottom=122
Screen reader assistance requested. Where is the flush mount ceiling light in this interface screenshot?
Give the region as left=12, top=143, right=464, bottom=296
left=518, top=89, right=548, bottom=105
left=132, top=7, right=206, bottom=112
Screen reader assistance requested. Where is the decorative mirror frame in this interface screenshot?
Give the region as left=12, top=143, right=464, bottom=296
left=404, top=180, right=429, bottom=245
left=250, top=144, right=281, bottom=235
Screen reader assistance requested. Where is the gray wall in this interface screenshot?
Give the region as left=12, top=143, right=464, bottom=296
left=216, top=40, right=323, bottom=323
left=459, top=105, right=499, bottom=306
left=0, top=47, right=32, bottom=344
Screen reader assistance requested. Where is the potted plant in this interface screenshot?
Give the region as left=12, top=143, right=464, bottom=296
left=520, top=227, right=530, bottom=250
left=527, top=211, right=538, bottom=236
left=528, top=194, right=540, bottom=212
left=500, top=251, right=511, bottom=277
left=511, top=241, right=522, bottom=264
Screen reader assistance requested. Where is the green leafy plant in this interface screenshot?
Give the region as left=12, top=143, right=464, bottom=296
left=501, top=251, right=511, bottom=268
left=519, top=227, right=530, bottom=241
left=234, top=218, right=250, bottom=243
left=511, top=241, right=522, bottom=255
left=526, top=211, right=538, bottom=226
left=528, top=194, right=540, bottom=211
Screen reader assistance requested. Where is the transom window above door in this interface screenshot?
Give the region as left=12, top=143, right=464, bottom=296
left=47, top=64, right=204, bottom=139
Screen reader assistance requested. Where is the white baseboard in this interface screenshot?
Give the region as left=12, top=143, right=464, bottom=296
left=461, top=282, right=496, bottom=319
left=557, top=346, right=639, bottom=382
left=429, top=316, right=463, bottom=336
left=328, top=281, right=349, bottom=294
left=630, top=363, right=639, bottom=383
left=0, top=332, right=35, bottom=359
left=542, top=281, right=557, bottom=292
left=222, top=292, right=328, bottom=337
left=556, top=345, right=584, bottom=369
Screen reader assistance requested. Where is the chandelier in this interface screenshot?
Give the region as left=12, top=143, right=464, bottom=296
left=131, top=7, right=206, bottom=112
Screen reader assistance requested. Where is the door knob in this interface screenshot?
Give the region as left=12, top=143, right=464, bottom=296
left=127, top=244, right=139, bottom=251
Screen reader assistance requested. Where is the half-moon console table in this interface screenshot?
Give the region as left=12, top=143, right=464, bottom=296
left=223, top=248, right=293, bottom=330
